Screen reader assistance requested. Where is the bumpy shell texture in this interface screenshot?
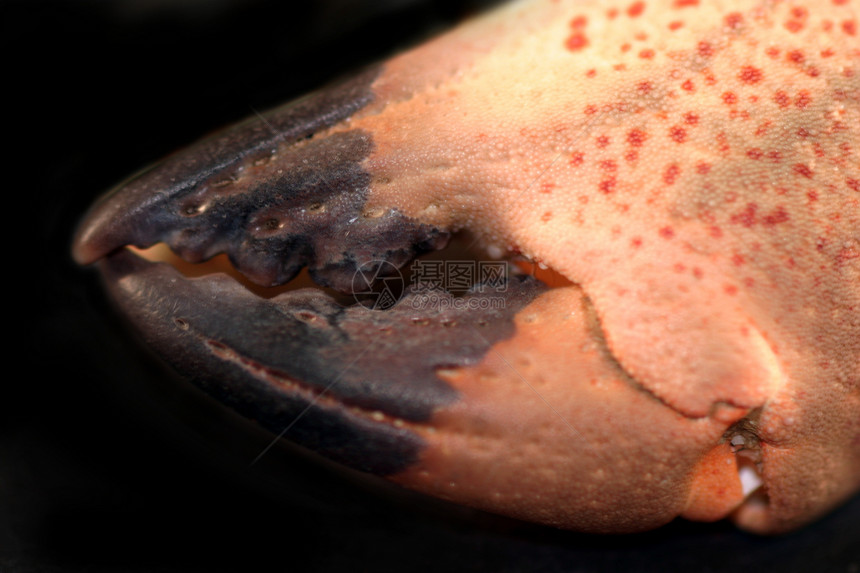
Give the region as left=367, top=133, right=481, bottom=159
left=74, top=0, right=859, bottom=535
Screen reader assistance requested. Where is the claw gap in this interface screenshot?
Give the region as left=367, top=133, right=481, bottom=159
left=129, top=230, right=574, bottom=308
left=128, top=244, right=354, bottom=304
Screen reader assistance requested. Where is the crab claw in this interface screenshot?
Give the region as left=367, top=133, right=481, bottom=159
left=72, top=67, right=450, bottom=293
left=74, top=0, right=859, bottom=535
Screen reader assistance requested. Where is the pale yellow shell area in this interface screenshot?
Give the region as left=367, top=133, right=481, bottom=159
left=304, top=0, right=859, bottom=533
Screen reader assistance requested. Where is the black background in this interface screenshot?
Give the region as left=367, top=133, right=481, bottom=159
left=11, top=0, right=860, bottom=570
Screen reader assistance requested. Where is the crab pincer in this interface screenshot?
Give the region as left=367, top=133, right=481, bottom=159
left=74, top=0, right=859, bottom=534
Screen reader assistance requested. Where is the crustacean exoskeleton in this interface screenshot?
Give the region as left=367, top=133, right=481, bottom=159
left=73, top=0, right=859, bottom=534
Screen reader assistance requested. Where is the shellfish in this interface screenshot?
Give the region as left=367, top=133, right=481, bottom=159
left=73, top=0, right=859, bottom=534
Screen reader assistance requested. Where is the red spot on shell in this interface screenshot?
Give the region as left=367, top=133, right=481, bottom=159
left=709, top=225, right=723, bottom=238
left=596, top=135, right=611, bottom=148
left=627, top=128, right=648, bottom=146
left=570, top=15, right=588, bottom=28
left=724, top=284, right=739, bottom=296
left=698, top=41, right=714, bottom=58
left=785, top=19, right=804, bottom=33
left=843, top=20, right=857, bottom=35
left=586, top=68, right=597, bottom=78
left=807, top=190, right=819, bottom=202
left=697, top=162, right=712, bottom=174
left=754, top=121, right=771, bottom=136
left=731, top=203, right=758, bottom=227
left=599, top=178, right=617, bottom=193
left=674, top=0, right=699, bottom=6
left=663, top=164, right=681, bottom=185
left=639, top=49, right=656, bottom=59
left=570, top=152, right=585, bottom=166
left=716, top=133, right=731, bottom=154
left=774, top=90, right=791, bottom=108
left=766, top=46, right=780, bottom=59
left=787, top=50, right=805, bottom=64
left=669, top=125, right=687, bottom=143
left=681, top=79, right=695, bottom=91
left=724, top=12, right=744, bottom=29
left=600, top=159, right=618, bottom=171
left=659, top=226, right=675, bottom=239
left=637, top=81, right=653, bottom=93
left=836, top=246, right=860, bottom=264
left=763, top=206, right=790, bottom=226
left=624, top=150, right=639, bottom=162
left=631, top=237, right=643, bottom=248
left=746, top=148, right=763, bottom=159
left=793, top=163, right=814, bottom=179
left=541, top=211, right=553, bottom=222
left=607, top=7, right=619, bottom=18
left=732, top=253, right=746, bottom=266
left=738, top=65, right=764, bottom=84
left=722, top=91, right=738, bottom=105
left=795, top=90, right=812, bottom=108
left=566, top=33, right=589, bottom=52
left=627, top=1, right=646, bottom=17
left=791, top=6, right=808, bottom=19
left=683, top=112, right=699, bottom=125
left=668, top=20, right=684, bottom=30
left=584, top=104, right=598, bottom=114
left=847, top=178, right=860, bottom=191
